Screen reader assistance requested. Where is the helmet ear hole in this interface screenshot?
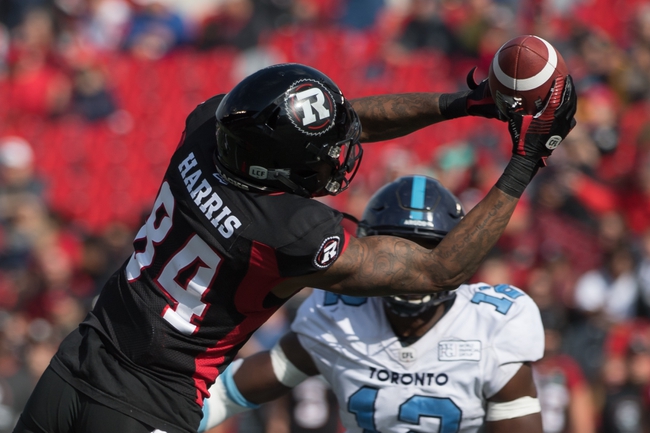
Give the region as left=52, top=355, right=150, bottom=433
left=263, top=107, right=281, bottom=130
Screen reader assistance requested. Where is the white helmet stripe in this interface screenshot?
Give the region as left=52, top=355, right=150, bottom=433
left=492, top=36, right=558, bottom=92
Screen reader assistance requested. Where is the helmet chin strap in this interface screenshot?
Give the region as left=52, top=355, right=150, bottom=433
left=274, top=173, right=311, bottom=198
left=214, top=154, right=317, bottom=198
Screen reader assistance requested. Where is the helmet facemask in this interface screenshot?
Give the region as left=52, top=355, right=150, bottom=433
left=383, top=292, right=455, bottom=318
left=377, top=236, right=456, bottom=317
left=305, top=107, right=363, bottom=196
left=357, top=176, right=465, bottom=317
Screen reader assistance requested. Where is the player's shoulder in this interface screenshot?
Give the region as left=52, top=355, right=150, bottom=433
left=267, top=193, right=341, bottom=225
left=184, top=94, right=226, bottom=136
left=455, top=282, right=541, bottom=322
left=252, top=194, right=344, bottom=247
left=452, top=283, right=544, bottom=364
left=296, top=289, right=373, bottom=317
left=292, top=289, right=377, bottom=335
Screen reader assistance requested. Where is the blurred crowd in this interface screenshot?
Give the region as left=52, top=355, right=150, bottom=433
left=0, top=0, right=650, bottom=432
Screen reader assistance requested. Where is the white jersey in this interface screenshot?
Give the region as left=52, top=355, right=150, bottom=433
left=291, top=283, right=544, bottom=433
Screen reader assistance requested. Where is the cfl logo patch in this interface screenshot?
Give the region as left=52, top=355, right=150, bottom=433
left=545, top=135, right=562, bottom=150
left=286, top=79, right=336, bottom=136
left=399, top=347, right=417, bottom=364
left=314, top=236, right=340, bottom=268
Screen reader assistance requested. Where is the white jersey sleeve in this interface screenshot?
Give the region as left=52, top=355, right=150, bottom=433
left=291, top=290, right=382, bottom=383
left=458, top=283, right=545, bottom=398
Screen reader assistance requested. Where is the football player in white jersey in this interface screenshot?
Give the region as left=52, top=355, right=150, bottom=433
left=199, top=175, right=545, bottom=433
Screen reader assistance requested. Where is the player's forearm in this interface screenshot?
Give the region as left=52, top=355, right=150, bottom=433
left=324, top=187, right=517, bottom=297
left=351, top=93, right=445, bottom=142
left=430, top=186, right=518, bottom=287
left=234, top=352, right=293, bottom=405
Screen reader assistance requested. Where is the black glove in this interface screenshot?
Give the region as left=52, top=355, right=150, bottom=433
left=506, top=74, right=577, bottom=165
left=439, top=67, right=505, bottom=120
left=496, top=74, right=578, bottom=198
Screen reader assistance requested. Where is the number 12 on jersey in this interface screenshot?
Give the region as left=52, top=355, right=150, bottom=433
left=348, top=386, right=461, bottom=433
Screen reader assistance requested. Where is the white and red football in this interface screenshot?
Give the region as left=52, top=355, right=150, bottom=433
left=488, top=35, right=568, bottom=115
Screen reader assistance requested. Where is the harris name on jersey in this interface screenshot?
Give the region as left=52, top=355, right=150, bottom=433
left=178, top=151, right=242, bottom=238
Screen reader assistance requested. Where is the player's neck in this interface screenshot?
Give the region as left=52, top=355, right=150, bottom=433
left=385, top=299, right=452, bottom=345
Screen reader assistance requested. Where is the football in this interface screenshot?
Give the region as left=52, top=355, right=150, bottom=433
left=488, top=35, right=568, bottom=115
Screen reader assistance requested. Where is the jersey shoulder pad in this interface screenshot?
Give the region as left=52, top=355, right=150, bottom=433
left=457, top=282, right=540, bottom=320
left=458, top=282, right=544, bottom=364
left=270, top=198, right=348, bottom=274
left=185, top=94, right=225, bottom=137
left=291, top=289, right=374, bottom=341
left=278, top=195, right=343, bottom=238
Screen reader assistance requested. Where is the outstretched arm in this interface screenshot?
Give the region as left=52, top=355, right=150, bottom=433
left=351, top=93, right=444, bottom=142
left=322, top=186, right=516, bottom=296
left=235, top=332, right=318, bottom=404
left=352, top=69, right=501, bottom=142
left=199, top=333, right=317, bottom=432
left=272, top=75, right=577, bottom=299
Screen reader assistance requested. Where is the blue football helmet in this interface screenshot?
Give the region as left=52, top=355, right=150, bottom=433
left=358, top=175, right=465, bottom=317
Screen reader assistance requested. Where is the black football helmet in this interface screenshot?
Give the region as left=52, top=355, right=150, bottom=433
left=214, top=63, right=363, bottom=197
left=358, top=175, right=465, bottom=317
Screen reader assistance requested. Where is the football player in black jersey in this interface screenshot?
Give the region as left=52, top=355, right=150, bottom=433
left=14, top=63, right=577, bottom=433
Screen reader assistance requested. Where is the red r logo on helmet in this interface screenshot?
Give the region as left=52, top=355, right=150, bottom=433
left=286, top=80, right=336, bottom=136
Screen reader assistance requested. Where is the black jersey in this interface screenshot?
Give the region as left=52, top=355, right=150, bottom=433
left=50, top=95, right=350, bottom=433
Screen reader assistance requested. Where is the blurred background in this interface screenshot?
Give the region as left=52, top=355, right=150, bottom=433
left=0, top=0, right=649, bottom=432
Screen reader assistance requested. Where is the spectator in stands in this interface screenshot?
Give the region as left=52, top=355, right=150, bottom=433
left=534, top=312, right=596, bottom=433
left=637, top=229, right=650, bottom=317
left=6, top=7, right=71, bottom=118
left=0, top=194, right=49, bottom=276
left=337, top=0, right=384, bottom=31
left=601, top=319, right=650, bottom=433
left=0, top=137, right=43, bottom=207
left=122, top=0, right=190, bottom=60
left=572, top=28, right=630, bottom=98
left=579, top=85, right=620, bottom=160
left=620, top=151, right=650, bottom=236
left=383, top=0, right=460, bottom=64
left=623, top=4, right=650, bottom=104
left=197, top=0, right=277, bottom=51
left=69, top=59, right=117, bottom=121
left=0, top=136, right=46, bottom=270
left=78, top=0, right=133, bottom=52
left=529, top=168, right=602, bottom=278
left=0, top=23, right=9, bottom=78
left=527, top=267, right=596, bottom=433
left=0, top=0, right=50, bottom=30
left=574, top=242, right=639, bottom=324
left=0, top=136, right=44, bottom=216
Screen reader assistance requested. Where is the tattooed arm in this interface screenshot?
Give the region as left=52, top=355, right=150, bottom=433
left=271, top=186, right=517, bottom=298
left=270, top=79, right=575, bottom=298
left=350, top=74, right=501, bottom=143
left=351, top=94, right=445, bottom=143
